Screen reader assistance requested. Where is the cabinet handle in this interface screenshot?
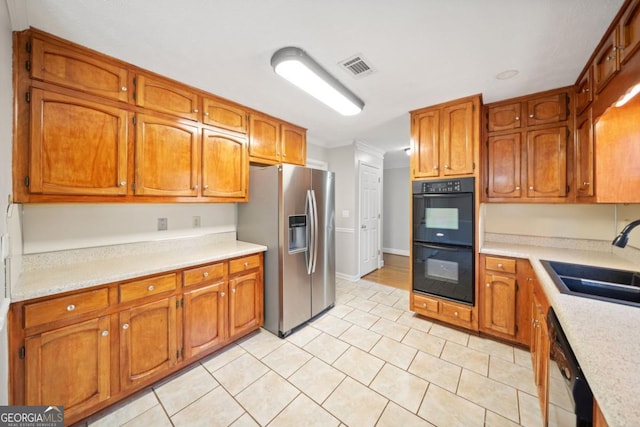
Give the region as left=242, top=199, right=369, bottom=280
left=582, top=88, right=590, bottom=93
left=444, top=165, right=450, bottom=169
left=583, top=182, right=590, bottom=187
left=244, top=262, right=249, bottom=268
left=101, top=330, right=109, bottom=337
left=486, top=283, right=491, bottom=287
left=203, top=184, right=209, bottom=189
left=193, top=108, right=199, bottom=113
left=529, top=186, right=534, bottom=190
left=66, top=304, right=76, bottom=312
left=433, top=166, right=439, bottom=170
left=120, top=181, right=127, bottom=187
left=515, top=186, right=520, bottom=190
left=515, top=116, right=520, bottom=120
left=497, top=263, right=503, bottom=268
left=204, top=111, right=209, bottom=116
left=529, top=114, right=534, bottom=118
left=121, top=86, right=128, bottom=92
left=221, top=292, right=225, bottom=297
left=203, top=272, right=209, bottom=278
left=122, top=323, right=129, bottom=330
left=147, top=285, right=155, bottom=291
left=606, top=55, right=615, bottom=61
left=193, top=184, right=199, bottom=190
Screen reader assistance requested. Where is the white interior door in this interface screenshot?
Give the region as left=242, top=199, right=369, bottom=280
left=359, top=163, right=381, bottom=277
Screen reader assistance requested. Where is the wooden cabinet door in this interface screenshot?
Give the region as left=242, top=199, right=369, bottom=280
left=575, top=69, right=593, bottom=115
left=202, top=129, right=248, bottom=199
left=29, top=88, right=128, bottom=196
left=594, top=28, right=621, bottom=93
left=183, top=281, right=228, bottom=359
left=480, top=273, right=517, bottom=336
left=25, top=316, right=111, bottom=417
left=249, top=114, right=281, bottom=163
left=30, top=36, right=129, bottom=102
left=135, top=113, right=200, bottom=196
left=526, top=93, right=568, bottom=126
left=134, top=74, right=200, bottom=121
left=486, top=102, right=522, bottom=132
left=441, top=100, right=475, bottom=176
left=526, top=127, right=568, bottom=198
left=202, top=98, right=247, bottom=134
left=619, top=0, right=640, bottom=65
left=229, top=271, right=263, bottom=339
left=281, top=124, right=306, bottom=166
left=411, top=109, right=440, bottom=178
left=575, top=110, right=594, bottom=198
left=119, top=297, right=178, bottom=390
left=487, top=133, right=522, bottom=198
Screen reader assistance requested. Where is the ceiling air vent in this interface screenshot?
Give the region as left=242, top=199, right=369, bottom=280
left=338, top=54, right=374, bottom=78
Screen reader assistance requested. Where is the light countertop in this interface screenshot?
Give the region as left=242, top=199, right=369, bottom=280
left=11, top=234, right=267, bottom=302
left=481, top=241, right=640, bottom=427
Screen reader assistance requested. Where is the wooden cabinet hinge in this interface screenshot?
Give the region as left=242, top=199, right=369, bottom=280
left=132, top=116, right=137, bottom=125
left=132, top=182, right=136, bottom=191
left=25, top=41, right=31, bottom=53
left=473, top=162, right=476, bottom=170
left=566, top=128, right=571, bottom=138
left=485, top=187, right=489, bottom=195
left=515, top=324, right=519, bottom=334
left=567, top=185, right=570, bottom=193
left=19, top=346, right=25, bottom=359
left=25, top=91, right=30, bottom=103
left=181, top=298, right=184, bottom=308
left=25, top=60, right=30, bottom=72
left=24, top=176, right=30, bottom=188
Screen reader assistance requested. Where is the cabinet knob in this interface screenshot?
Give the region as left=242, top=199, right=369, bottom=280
left=583, top=182, right=590, bottom=187
left=444, top=165, right=450, bottom=169
left=193, top=108, right=199, bottom=113
left=203, top=272, right=209, bottom=278
left=244, top=262, right=249, bottom=267
left=497, top=263, right=503, bottom=268
left=120, top=181, right=127, bottom=187
left=101, top=330, right=109, bottom=337
left=454, top=311, right=459, bottom=317
left=204, top=111, right=209, bottom=116
left=147, top=285, right=155, bottom=291
left=203, top=184, right=209, bottom=189
left=121, top=86, right=128, bottom=92
left=221, top=292, right=225, bottom=297
left=422, top=303, right=427, bottom=308
left=582, top=88, right=590, bottom=93
left=122, top=323, right=129, bottom=330
left=515, top=116, right=520, bottom=120
left=529, top=186, right=534, bottom=190
left=606, top=55, right=615, bottom=61
left=515, top=186, right=520, bottom=190
left=486, top=283, right=491, bottom=287
left=232, top=288, right=236, bottom=293
left=528, top=114, right=534, bottom=118
left=66, top=304, right=76, bottom=312
left=193, top=184, right=199, bottom=190
left=433, top=166, right=439, bottom=170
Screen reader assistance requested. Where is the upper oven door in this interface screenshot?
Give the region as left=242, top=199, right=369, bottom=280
left=413, top=192, right=474, bottom=246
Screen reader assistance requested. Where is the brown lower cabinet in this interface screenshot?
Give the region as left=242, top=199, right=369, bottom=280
left=9, top=252, right=264, bottom=425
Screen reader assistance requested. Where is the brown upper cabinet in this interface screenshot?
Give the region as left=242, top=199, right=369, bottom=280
left=13, top=28, right=305, bottom=203
left=483, top=88, right=572, bottom=202
left=134, top=73, right=200, bottom=121
left=29, top=34, right=129, bottom=102
left=619, top=0, right=640, bottom=65
left=575, top=68, right=593, bottom=115
left=410, top=94, right=481, bottom=179
left=202, top=97, right=248, bottom=134
left=249, top=113, right=306, bottom=166
left=594, top=27, right=621, bottom=93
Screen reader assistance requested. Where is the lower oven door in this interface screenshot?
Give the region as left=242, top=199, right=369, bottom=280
left=412, top=242, right=474, bottom=304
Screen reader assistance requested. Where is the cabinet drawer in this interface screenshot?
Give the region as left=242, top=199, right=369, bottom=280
left=413, top=293, right=439, bottom=314
left=119, top=273, right=177, bottom=303
left=24, top=288, right=110, bottom=328
left=229, top=254, right=261, bottom=275
left=485, top=256, right=516, bottom=274
left=441, top=302, right=472, bottom=322
left=183, top=262, right=226, bottom=287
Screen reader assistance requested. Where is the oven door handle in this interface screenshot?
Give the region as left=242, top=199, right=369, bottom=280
left=414, top=242, right=468, bottom=251
left=414, top=193, right=471, bottom=198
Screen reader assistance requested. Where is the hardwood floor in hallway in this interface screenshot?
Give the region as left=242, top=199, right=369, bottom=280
left=362, top=253, right=410, bottom=290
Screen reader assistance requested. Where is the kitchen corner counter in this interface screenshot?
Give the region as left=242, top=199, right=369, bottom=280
left=481, top=241, right=640, bottom=427
left=12, top=234, right=267, bottom=302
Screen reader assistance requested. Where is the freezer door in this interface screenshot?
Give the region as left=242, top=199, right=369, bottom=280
left=280, top=165, right=313, bottom=333
left=311, top=169, right=336, bottom=316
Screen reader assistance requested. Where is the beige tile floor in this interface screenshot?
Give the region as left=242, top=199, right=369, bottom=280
left=84, top=278, right=556, bottom=427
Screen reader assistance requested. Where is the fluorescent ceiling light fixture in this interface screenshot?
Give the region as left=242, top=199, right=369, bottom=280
left=615, top=82, right=640, bottom=107
left=271, top=47, right=364, bottom=116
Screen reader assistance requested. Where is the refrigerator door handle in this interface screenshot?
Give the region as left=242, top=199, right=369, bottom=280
left=311, top=189, right=319, bottom=273
left=305, top=189, right=314, bottom=275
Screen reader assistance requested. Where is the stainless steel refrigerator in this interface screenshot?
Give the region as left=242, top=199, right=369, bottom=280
left=237, top=164, right=335, bottom=337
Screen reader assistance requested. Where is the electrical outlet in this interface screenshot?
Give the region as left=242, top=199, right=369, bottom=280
left=192, top=216, right=201, bottom=228
left=157, top=218, right=168, bottom=231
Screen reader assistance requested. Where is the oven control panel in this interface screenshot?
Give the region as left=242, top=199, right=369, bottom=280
left=413, top=177, right=474, bottom=194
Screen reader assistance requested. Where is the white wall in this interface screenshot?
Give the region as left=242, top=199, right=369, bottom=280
left=21, top=203, right=236, bottom=253
left=0, top=1, right=12, bottom=406
left=382, top=167, right=410, bottom=255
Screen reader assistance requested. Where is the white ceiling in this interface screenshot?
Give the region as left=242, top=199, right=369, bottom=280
left=7, top=0, right=625, bottom=157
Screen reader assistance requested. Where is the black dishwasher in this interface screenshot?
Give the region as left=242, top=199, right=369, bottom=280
left=547, top=307, right=593, bottom=426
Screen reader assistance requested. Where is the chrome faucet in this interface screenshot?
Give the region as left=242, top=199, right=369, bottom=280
left=612, top=219, right=640, bottom=248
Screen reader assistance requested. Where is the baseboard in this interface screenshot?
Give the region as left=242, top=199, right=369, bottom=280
left=382, top=248, right=410, bottom=257
left=336, top=272, right=360, bottom=282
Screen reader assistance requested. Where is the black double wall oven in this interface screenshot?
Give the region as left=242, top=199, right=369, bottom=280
left=412, top=177, right=475, bottom=305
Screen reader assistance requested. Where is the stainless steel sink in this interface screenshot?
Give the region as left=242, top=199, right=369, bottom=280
left=540, top=260, right=640, bottom=307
